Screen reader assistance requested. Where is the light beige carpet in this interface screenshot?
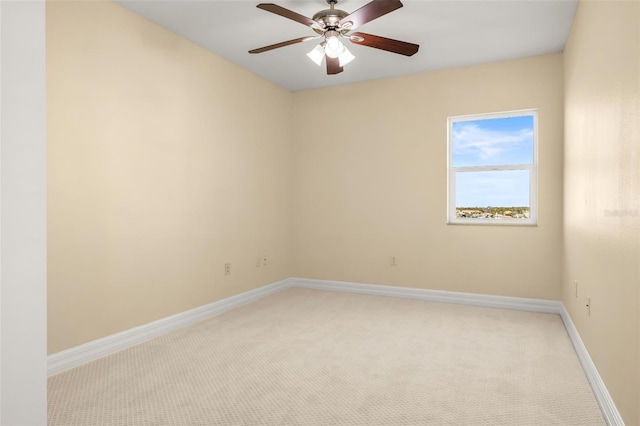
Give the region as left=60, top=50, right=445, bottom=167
left=48, top=288, right=605, bottom=425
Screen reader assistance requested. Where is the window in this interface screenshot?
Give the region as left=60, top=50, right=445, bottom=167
left=447, top=110, right=537, bottom=225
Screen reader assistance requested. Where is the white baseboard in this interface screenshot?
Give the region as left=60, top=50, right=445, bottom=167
left=290, top=277, right=563, bottom=314
left=559, top=306, right=624, bottom=426
left=48, top=278, right=291, bottom=376
left=48, top=276, right=623, bottom=425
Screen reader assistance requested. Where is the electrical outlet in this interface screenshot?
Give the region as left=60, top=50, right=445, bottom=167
left=390, top=256, right=397, bottom=266
left=574, top=280, right=578, bottom=298
left=263, top=256, right=268, bottom=267
left=224, top=263, right=231, bottom=275
left=256, top=257, right=261, bottom=267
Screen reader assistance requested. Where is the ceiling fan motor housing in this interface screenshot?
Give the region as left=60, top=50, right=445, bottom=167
left=311, top=8, right=349, bottom=35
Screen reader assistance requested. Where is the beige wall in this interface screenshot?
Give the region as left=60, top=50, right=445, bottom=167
left=48, top=3, right=565, bottom=355
left=47, top=1, right=293, bottom=354
left=563, top=1, right=640, bottom=424
left=291, top=54, right=564, bottom=300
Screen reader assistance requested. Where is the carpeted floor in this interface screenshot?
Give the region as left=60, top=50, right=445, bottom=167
left=48, top=288, right=605, bottom=425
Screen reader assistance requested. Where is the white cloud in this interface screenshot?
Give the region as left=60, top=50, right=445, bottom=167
left=453, top=124, right=533, bottom=160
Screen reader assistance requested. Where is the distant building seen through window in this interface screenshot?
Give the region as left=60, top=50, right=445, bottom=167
left=447, top=110, right=537, bottom=225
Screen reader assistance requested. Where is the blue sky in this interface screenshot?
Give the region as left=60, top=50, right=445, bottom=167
left=452, top=115, right=533, bottom=207
left=456, top=170, right=530, bottom=207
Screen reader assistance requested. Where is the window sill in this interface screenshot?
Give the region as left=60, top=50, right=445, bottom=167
left=447, top=219, right=538, bottom=227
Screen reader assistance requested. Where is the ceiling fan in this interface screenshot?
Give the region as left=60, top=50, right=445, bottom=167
left=249, top=0, right=419, bottom=75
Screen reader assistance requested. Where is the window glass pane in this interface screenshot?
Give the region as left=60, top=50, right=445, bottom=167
left=455, top=170, right=530, bottom=220
left=452, top=115, right=534, bottom=167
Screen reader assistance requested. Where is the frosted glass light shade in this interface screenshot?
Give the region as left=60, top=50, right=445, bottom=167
left=338, top=46, right=355, bottom=67
left=307, top=45, right=324, bottom=66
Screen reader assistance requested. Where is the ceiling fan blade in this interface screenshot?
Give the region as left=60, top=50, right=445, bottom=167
left=257, top=3, right=324, bottom=30
left=326, top=56, right=343, bottom=75
left=349, top=32, right=419, bottom=56
left=249, top=36, right=317, bottom=54
left=339, top=0, right=403, bottom=30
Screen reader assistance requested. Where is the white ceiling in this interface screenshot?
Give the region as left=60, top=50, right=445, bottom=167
left=115, top=0, right=578, bottom=92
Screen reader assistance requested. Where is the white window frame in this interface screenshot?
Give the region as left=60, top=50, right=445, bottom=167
left=447, top=109, right=538, bottom=226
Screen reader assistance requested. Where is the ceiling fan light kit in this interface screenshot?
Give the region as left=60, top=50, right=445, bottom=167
left=324, top=31, right=343, bottom=58
left=249, top=0, right=419, bottom=75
